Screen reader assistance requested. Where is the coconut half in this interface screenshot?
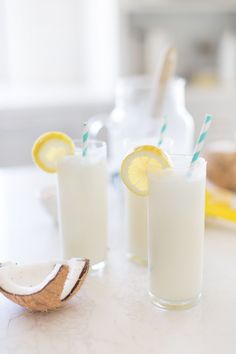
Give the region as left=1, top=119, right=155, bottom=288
left=0, top=258, right=89, bottom=312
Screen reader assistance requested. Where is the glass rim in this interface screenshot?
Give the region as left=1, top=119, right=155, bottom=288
left=73, top=139, right=106, bottom=149
left=169, top=153, right=206, bottom=160
left=163, top=154, right=206, bottom=172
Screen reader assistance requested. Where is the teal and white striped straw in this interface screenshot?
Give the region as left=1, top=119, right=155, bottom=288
left=189, top=114, right=213, bottom=170
left=82, top=122, right=89, bottom=157
left=157, top=116, right=168, bottom=147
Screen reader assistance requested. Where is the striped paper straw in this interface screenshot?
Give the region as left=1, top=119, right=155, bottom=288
left=189, top=114, right=213, bottom=170
left=82, top=122, right=89, bottom=157
left=157, top=116, right=168, bottom=146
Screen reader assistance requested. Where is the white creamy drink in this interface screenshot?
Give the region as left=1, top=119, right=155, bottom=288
left=125, top=189, right=148, bottom=265
left=57, top=140, right=107, bottom=269
left=125, top=137, right=173, bottom=265
left=148, top=156, right=206, bottom=309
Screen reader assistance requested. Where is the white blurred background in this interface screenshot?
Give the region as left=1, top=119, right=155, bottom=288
left=0, top=0, right=236, bottom=166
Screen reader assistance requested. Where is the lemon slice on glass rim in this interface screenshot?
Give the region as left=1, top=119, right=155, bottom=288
left=32, top=132, right=75, bottom=173
left=120, top=145, right=172, bottom=196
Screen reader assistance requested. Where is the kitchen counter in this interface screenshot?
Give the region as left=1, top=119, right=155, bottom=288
left=0, top=166, right=236, bottom=354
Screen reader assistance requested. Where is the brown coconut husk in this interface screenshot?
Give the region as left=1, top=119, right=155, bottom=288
left=0, top=259, right=90, bottom=312
left=205, top=150, right=236, bottom=192
left=62, top=258, right=90, bottom=302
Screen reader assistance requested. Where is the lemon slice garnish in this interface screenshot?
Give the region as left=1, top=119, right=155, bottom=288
left=32, top=132, right=75, bottom=173
left=120, top=145, right=172, bottom=196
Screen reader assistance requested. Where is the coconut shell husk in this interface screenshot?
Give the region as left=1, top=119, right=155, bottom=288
left=0, top=265, right=69, bottom=312
left=62, top=258, right=90, bottom=302
left=205, top=151, right=236, bottom=192
left=0, top=259, right=89, bottom=312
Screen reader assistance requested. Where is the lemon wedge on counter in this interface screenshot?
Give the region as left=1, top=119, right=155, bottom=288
left=205, top=189, right=236, bottom=223
left=120, top=145, right=172, bottom=196
left=32, top=132, right=75, bottom=173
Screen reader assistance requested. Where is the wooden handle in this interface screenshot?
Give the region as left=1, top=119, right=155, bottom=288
left=152, top=46, right=177, bottom=118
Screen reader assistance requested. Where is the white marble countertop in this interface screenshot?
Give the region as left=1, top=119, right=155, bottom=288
left=0, top=166, right=236, bottom=354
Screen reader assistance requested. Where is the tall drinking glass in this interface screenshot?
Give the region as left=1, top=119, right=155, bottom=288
left=125, top=136, right=173, bottom=266
left=148, top=156, right=206, bottom=309
left=57, top=140, right=108, bottom=270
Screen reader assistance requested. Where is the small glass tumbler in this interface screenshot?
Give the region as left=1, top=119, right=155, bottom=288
left=57, top=140, right=108, bottom=270
left=148, top=156, right=206, bottom=309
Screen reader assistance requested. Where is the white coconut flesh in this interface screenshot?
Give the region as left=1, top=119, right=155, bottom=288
left=0, top=258, right=88, bottom=300
left=60, top=258, right=88, bottom=300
